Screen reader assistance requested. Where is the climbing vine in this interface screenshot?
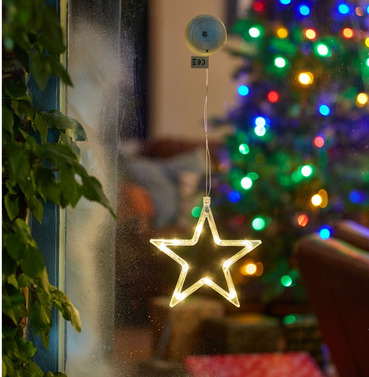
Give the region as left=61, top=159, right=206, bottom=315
left=2, top=1, right=115, bottom=376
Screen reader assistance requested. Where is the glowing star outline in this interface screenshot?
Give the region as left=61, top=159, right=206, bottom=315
left=150, top=197, right=261, bottom=307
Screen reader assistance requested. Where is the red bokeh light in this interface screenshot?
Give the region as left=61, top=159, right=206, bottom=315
left=235, top=214, right=245, bottom=225
left=297, top=214, right=309, bottom=227
left=267, top=90, right=279, bottom=103
left=314, top=136, right=325, bottom=148
left=253, top=1, right=265, bottom=12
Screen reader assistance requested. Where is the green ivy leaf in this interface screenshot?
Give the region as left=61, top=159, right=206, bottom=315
left=49, top=58, right=73, bottom=87
left=51, top=287, right=81, bottom=333
left=19, top=362, right=44, bottom=377
left=6, top=232, right=26, bottom=261
left=17, top=273, right=34, bottom=288
left=59, top=164, right=82, bottom=207
left=7, top=274, right=19, bottom=289
left=2, top=356, right=13, bottom=377
left=39, top=7, right=65, bottom=55
left=5, top=193, right=20, bottom=220
left=2, top=106, right=14, bottom=133
left=11, top=99, right=35, bottom=121
left=3, top=79, right=28, bottom=99
left=29, top=301, right=51, bottom=348
left=81, top=175, right=116, bottom=218
left=2, top=287, right=27, bottom=325
left=8, top=145, right=31, bottom=182
left=32, top=167, right=61, bottom=205
left=30, top=51, right=52, bottom=91
left=34, top=113, right=48, bottom=144
left=21, top=247, right=45, bottom=278
left=27, top=196, right=44, bottom=224
left=5, top=179, right=18, bottom=195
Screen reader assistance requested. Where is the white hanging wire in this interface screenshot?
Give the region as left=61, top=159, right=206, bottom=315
left=204, top=68, right=212, bottom=197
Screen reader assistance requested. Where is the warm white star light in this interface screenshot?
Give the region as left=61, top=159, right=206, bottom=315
left=150, top=197, right=261, bottom=307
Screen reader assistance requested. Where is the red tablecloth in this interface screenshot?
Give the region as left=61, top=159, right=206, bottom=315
left=185, top=352, right=324, bottom=377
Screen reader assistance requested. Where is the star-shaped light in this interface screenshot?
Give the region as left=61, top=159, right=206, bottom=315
left=150, top=197, right=261, bottom=307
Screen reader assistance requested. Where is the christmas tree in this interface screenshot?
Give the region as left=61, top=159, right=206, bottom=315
left=211, top=0, right=369, bottom=303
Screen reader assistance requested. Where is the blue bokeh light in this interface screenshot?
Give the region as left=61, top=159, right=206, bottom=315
left=254, top=116, right=267, bottom=127
left=338, top=3, right=350, bottom=14
left=349, top=190, right=366, bottom=204
left=299, top=5, right=311, bottom=16
left=279, top=0, right=291, bottom=4
left=238, top=85, right=250, bottom=96
left=319, top=226, right=331, bottom=240
left=319, top=104, right=331, bottom=116
left=229, top=191, right=241, bottom=203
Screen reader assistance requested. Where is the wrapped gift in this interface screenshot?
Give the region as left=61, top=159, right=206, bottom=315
left=149, top=296, right=224, bottom=361
left=199, top=313, right=282, bottom=355
left=185, top=352, right=325, bottom=377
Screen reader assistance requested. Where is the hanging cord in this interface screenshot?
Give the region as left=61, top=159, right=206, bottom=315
left=204, top=68, right=212, bottom=197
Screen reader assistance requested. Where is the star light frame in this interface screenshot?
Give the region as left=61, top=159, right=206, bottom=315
left=150, top=197, right=261, bottom=307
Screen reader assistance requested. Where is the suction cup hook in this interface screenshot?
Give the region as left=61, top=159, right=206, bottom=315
left=185, top=15, right=227, bottom=56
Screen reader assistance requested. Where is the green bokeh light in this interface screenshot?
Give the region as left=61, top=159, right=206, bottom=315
left=241, top=176, right=253, bottom=190
left=191, top=206, right=202, bottom=218
left=283, top=315, right=296, bottom=325
left=281, top=275, right=293, bottom=287
left=239, top=143, right=250, bottom=155
left=252, top=217, right=266, bottom=230
left=301, top=164, right=313, bottom=177
left=274, top=56, right=287, bottom=68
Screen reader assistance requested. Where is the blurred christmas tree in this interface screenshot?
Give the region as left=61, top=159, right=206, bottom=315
left=211, top=0, right=369, bottom=303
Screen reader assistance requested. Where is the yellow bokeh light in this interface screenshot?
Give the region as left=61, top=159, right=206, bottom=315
left=355, top=7, right=363, bottom=16
left=365, top=38, right=369, bottom=48
left=298, top=72, right=314, bottom=85
left=305, top=28, right=316, bottom=40
left=318, top=189, right=328, bottom=208
left=245, top=263, right=257, bottom=275
left=276, top=27, right=288, bottom=39
left=311, top=194, right=322, bottom=206
left=356, top=93, right=368, bottom=107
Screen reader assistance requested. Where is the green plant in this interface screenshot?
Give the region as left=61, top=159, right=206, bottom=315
left=2, top=1, right=115, bottom=376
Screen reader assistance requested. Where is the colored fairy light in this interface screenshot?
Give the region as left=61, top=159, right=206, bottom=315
left=253, top=1, right=264, bottom=12
left=241, top=177, right=253, bottom=190
left=356, top=93, right=368, bottom=106
left=349, top=190, right=366, bottom=203
left=297, top=214, right=309, bottom=227
left=318, top=189, right=328, bottom=208
left=276, top=27, right=288, bottom=39
left=301, top=164, right=313, bottom=177
left=366, top=58, right=369, bottom=67
left=283, top=315, right=296, bottom=324
left=305, top=28, right=316, bottom=40
left=355, top=7, right=363, bottom=16
left=281, top=275, right=292, bottom=287
left=342, top=27, right=354, bottom=39
left=235, top=214, right=245, bottom=224
left=239, top=143, right=250, bottom=155
left=245, top=263, right=257, bottom=275
left=319, top=104, right=331, bottom=116
left=316, top=43, right=330, bottom=57
left=252, top=217, right=266, bottom=231
left=238, top=85, right=250, bottom=96
left=228, top=191, right=241, bottom=203
left=299, top=5, right=311, bottom=16
left=298, top=72, right=314, bottom=85
left=319, top=226, right=331, bottom=240
left=267, top=90, right=279, bottom=102
left=279, top=0, right=291, bottom=4
left=274, top=56, right=287, bottom=68
left=247, top=172, right=259, bottom=180
left=338, top=3, right=350, bottom=14
left=311, top=194, right=322, bottom=206
left=366, top=38, right=369, bottom=48
left=366, top=4, right=369, bottom=14
left=249, top=26, right=261, bottom=38
left=254, top=116, right=266, bottom=127
left=150, top=197, right=262, bottom=307
left=191, top=206, right=202, bottom=218
left=254, top=125, right=266, bottom=137
left=314, top=136, right=325, bottom=148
